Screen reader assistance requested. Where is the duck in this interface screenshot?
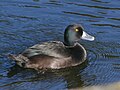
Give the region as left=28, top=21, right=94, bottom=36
left=9, top=24, right=95, bottom=70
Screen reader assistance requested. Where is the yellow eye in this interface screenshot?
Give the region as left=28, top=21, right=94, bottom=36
left=75, top=29, right=79, bottom=32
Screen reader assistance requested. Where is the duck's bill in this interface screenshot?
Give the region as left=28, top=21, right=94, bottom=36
left=81, top=31, right=95, bottom=41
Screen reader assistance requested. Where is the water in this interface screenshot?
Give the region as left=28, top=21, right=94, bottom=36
left=0, top=0, right=120, bottom=90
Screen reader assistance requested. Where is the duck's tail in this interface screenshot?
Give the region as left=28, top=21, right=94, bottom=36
left=8, top=54, right=29, bottom=67
left=8, top=54, right=18, bottom=61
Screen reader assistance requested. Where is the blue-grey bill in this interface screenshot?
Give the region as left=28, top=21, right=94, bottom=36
left=81, top=31, right=95, bottom=41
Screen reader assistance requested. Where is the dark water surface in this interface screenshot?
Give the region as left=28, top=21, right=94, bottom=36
left=0, top=0, right=120, bottom=90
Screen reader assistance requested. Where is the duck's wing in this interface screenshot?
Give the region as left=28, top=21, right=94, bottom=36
left=22, top=41, right=70, bottom=58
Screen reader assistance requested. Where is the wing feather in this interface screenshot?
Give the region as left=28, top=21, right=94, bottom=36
left=22, top=41, right=70, bottom=58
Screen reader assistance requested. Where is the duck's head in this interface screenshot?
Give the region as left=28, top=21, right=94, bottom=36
left=64, top=24, right=95, bottom=46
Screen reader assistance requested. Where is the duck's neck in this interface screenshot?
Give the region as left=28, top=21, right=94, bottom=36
left=64, top=35, right=75, bottom=46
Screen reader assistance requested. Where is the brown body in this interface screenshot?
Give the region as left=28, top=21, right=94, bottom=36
left=10, top=41, right=86, bottom=70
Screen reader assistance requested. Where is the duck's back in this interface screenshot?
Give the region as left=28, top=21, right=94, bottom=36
left=22, top=41, right=70, bottom=58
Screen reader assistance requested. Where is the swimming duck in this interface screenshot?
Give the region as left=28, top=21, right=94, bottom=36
left=9, top=24, right=95, bottom=70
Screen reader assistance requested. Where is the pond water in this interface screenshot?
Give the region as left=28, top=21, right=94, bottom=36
left=0, top=0, right=120, bottom=90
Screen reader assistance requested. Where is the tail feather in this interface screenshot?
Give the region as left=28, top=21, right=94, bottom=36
left=8, top=54, right=29, bottom=67
left=8, top=54, right=18, bottom=61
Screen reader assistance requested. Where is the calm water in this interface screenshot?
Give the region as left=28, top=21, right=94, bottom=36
left=0, top=0, right=120, bottom=90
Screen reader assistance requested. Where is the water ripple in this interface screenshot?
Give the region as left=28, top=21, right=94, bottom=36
left=92, top=24, right=120, bottom=28
left=74, top=3, right=120, bottom=10
left=63, top=11, right=104, bottom=18
left=91, top=0, right=109, bottom=4
left=108, top=18, right=120, bottom=21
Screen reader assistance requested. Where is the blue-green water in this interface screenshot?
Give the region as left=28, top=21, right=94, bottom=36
left=0, top=0, right=120, bottom=90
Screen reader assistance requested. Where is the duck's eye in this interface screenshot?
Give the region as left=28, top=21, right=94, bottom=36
left=75, top=28, right=79, bottom=32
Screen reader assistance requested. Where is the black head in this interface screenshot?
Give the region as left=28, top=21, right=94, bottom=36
left=64, top=24, right=94, bottom=46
